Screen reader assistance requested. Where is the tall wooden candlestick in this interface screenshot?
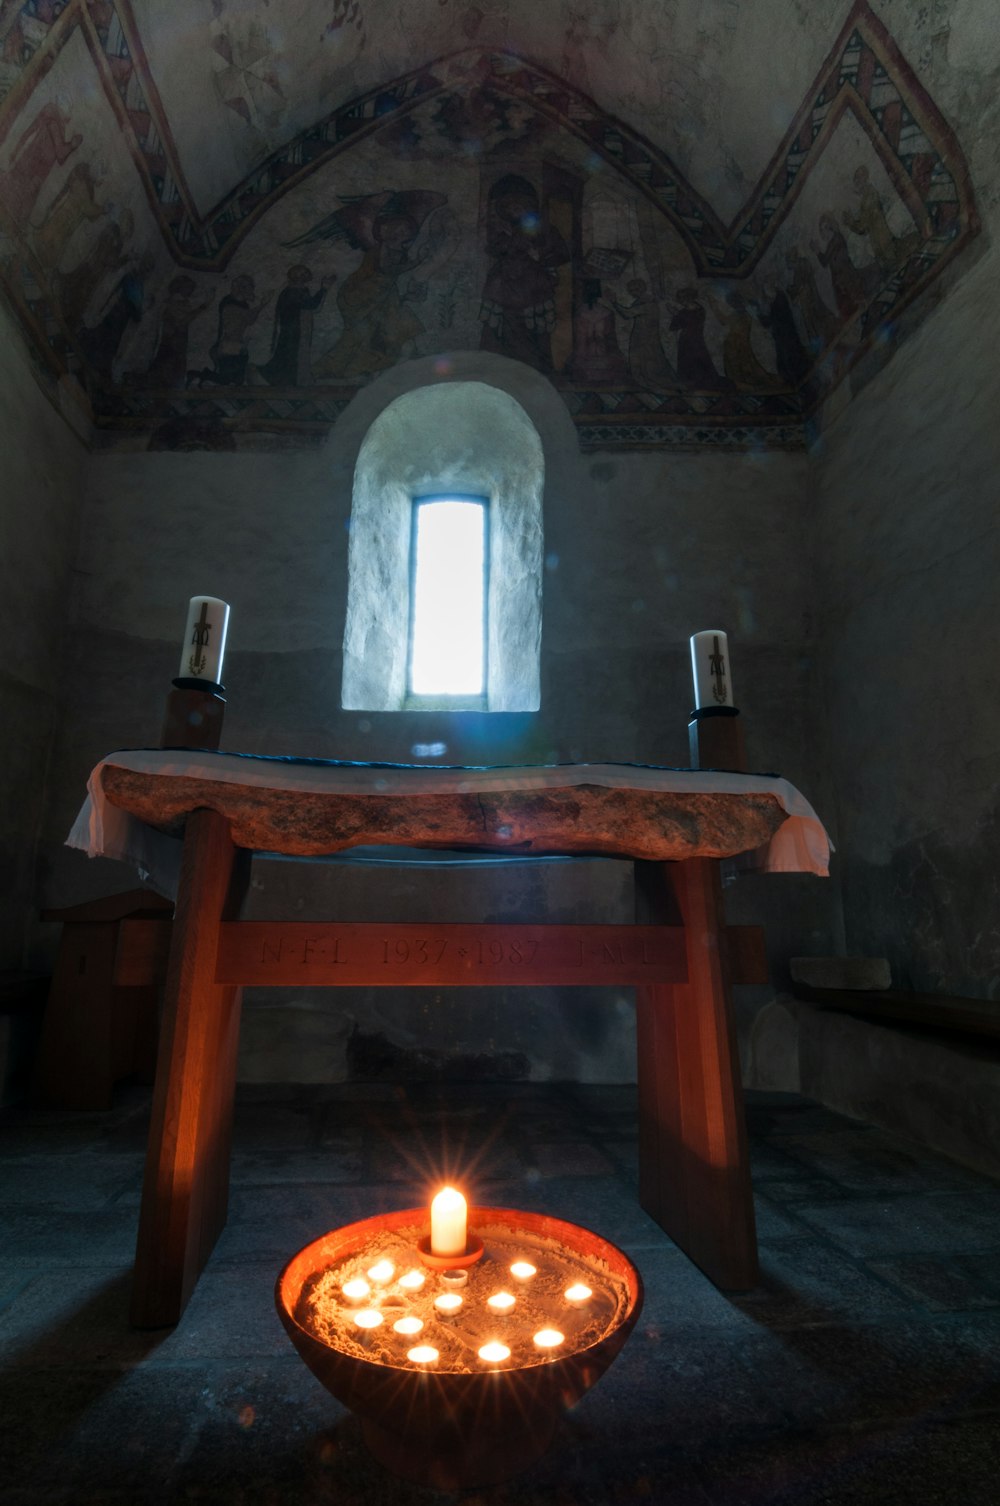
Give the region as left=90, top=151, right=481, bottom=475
left=160, top=680, right=226, bottom=751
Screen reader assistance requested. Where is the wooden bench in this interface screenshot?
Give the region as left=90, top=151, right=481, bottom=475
left=35, top=890, right=173, bottom=1110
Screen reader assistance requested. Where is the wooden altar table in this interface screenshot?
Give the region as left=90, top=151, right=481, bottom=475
left=69, top=751, right=829, bottom=1327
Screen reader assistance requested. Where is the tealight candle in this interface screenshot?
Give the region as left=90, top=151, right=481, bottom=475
left=393, top=1316, right=424, bottom=1336
left=510, top=1261, right=536, bottom=1280
left=398, top=1269, right=425, bottom=1291
left=533, top=1328, right=565, bottom=1350
left=487, top=1291, right=516, bottom=1313
left=354, top=1309, right=383, bottom=1329
left=478, top=1342, right=511, bottom=1364
left=430, top=1186, right=467, bottom=1257
left=407, top=1345, right=439, bottom=1365
left=367, top=1259, right=395, bottom=1284
left=564, top=1283, right=593, bottom=1305
left=434, top=1292, right=463, bottom=1317
left=341, top=1278, right=370, bottom=1303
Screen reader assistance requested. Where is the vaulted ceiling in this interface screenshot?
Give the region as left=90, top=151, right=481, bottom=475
left=0, top=1, right=987, bottom=451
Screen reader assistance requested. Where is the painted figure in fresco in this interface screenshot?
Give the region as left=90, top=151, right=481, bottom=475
left=57, top=211, right=131, bottom=327
left=707, top=290, right=786, bottom=392
left=667, top=287, right=728, bottom=388
left=257, top=264, right=335, bottom=386
left=842, top=165, right=922, bottom=278
left=754, top=284, right=810, bottom=391
left=611, top=278, right=675, bottom=387
left=0, top=102, right=81, bottom=224
left=785, top=248, right=839, bottom=354
left=811, top=211, right=880, bottom=320
left=190, top=274, right=268, bottom=387
left=479, top=174, right=570, bottom=372
left=141, top=275, right=214, bottom=387
left=77, top=267, right=146, bottom=383
left=570, top=277, right=627, bottom=383
left=31, top=160, right=104, bottom=268
left=289, top=190, right=447, bottom=381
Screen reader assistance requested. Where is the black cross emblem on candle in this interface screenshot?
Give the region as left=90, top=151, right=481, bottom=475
left=709, top=634, right=727, bottom=704
left=187, top=601, right=212, bottom=677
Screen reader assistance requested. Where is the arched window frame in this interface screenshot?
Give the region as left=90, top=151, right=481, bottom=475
left=341, top=381, right=543, bottom=713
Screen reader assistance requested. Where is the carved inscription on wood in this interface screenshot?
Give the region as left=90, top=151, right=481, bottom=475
left=215, top=923, right=688, bottom=987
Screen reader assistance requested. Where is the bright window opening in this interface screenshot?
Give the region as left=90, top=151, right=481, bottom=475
left=408, top=497, right=488, bottom=699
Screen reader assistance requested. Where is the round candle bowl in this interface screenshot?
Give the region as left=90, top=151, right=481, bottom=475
left=275, top=1205, right=643, bottom=1491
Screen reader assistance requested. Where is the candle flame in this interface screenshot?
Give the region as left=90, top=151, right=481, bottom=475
left=478, top=1341, right=511, bottom=1364
left=341, top=1278, right=370, bottom=1302
left=366, top=1259, right=395, bottom=1284
left=487, top=1291, right=516, bottom=1312
left=533, top=1328, right=564, bottom=1349
left=407, top=1345, right=439, bottom=1364
left=398, top=1269, right=425, bottom=1291
left=510, top=1261, right=536, bottom=1280
left=353, top=1309, right=383, bottom=1329
left=393, top=1316, right=424, bottom=1336
left=565, top=1283, right=593, bottom=1303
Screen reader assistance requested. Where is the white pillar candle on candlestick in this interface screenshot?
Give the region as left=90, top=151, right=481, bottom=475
left=179, top=596, right=230, bottom=685
left=430, top=1186, right=467, bottom=1256
left=690, top=629, right=734, bottom=710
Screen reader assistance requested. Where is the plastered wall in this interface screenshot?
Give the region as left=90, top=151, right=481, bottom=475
left=0, top=304, right=83, bottom=972
left=811, top=5, right=1000, bottom=1000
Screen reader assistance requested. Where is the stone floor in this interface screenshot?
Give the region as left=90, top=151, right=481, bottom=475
left=2, top=1082, right=1000, bottom=1505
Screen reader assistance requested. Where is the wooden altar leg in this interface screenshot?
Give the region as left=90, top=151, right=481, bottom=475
left=130, top=810, right=250, bottom=1327
left=635, top=857, right=758, bottom=1290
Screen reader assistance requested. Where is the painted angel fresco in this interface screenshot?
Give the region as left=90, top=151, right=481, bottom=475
left=286, top=190, right=451, bottom=380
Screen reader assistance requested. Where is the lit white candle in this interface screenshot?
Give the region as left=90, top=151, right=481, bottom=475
left=398, top=1269, right=426, bottom=1292
left=564, top=1283, right=593, bottom=1305
left=487, top=1292, right=516, bottom=1313
left=179, top=596, right=230, bottom=685
left=430, top=1186, right=467, bottom=1257
left=510, top=1261, right=536, bottom=1281
left=393, top=1316, right=424, bottom=1336
left=341, top=1278, right=370, bottom=1304
left=690, top=629, right=734, bottom=710
left=354, top=1309, right=383, bottom=1329
left=407, top=1345, right=439, bottom=1365
left=478, top=1342, right=511, bottom=1364
left=366, top=1259, right=395, bottom=1285
left=533, top=1328, right=564, bottom=1350
left=434, top=1292, right=463, bottom=1317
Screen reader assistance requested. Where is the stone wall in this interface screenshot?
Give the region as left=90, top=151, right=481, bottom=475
left=812, top=7, right=1000, bottom=999
left=37, top=351, right=841, bottom=1081
left=0, top=307, right=84, bottom=971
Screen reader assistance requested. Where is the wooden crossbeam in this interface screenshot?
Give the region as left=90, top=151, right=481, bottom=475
left=109, top=917, right=767, bottom=990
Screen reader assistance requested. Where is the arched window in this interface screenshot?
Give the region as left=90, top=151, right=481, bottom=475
left=341, top=382, right=543, bottom=712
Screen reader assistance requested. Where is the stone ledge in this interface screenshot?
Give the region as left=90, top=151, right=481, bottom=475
left=746, top=993, right=1000, bottom=1182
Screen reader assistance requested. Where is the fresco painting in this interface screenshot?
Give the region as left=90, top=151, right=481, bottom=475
left=0, top=0, right=982, bottom=450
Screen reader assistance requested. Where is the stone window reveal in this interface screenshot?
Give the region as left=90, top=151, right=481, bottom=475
left=341, top=382, right=543, bottom=713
